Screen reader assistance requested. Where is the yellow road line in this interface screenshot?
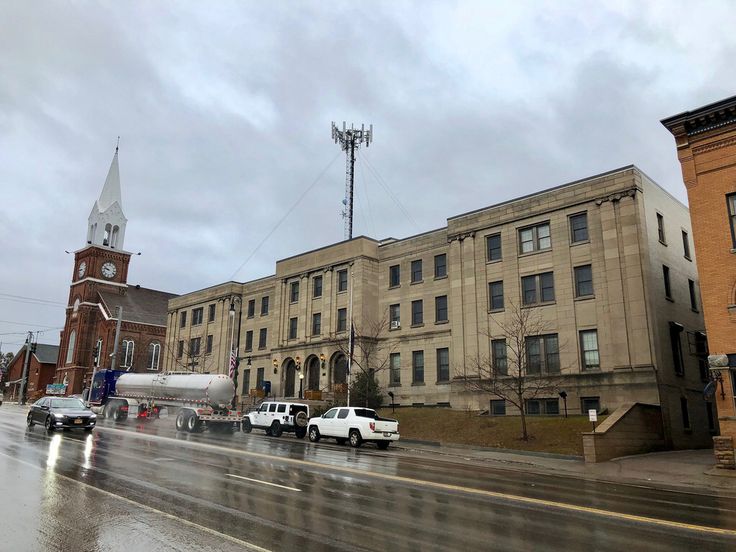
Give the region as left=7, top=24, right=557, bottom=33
left=0, top=450, right=272, bottom=552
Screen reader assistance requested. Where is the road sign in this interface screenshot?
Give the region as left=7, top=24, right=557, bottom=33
left=588, top=409, right=598, bottom=422
left=46, top=383, right=67, bottom=395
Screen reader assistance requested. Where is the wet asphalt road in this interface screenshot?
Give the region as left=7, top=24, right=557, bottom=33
left=1, top=406, right=736, bottom=551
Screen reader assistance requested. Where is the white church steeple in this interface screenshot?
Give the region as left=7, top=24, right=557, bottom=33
left=87, top=141, right=128, bottom=250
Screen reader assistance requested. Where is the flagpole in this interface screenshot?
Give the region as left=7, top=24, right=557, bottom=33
left=228, top=301, right=236, bottom=377
left=347, top=268, right=354, bottom=407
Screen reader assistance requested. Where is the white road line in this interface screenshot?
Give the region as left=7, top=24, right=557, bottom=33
left=226, top=473, right=302, bottom=492
left=0, top=450, right=272, bottom=552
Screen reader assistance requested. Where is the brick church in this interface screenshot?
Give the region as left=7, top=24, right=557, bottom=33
left=56, top=146, right=177, bottom=394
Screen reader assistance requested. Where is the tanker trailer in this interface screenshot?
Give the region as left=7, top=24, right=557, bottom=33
left=89, top=370, right=241, bottom=433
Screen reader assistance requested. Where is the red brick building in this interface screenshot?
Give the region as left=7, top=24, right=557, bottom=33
left=4, top=344, right=59, bottom=402
left=55, top=147, right=177, bottom=394
left=663, top=95, right=736, bottom=467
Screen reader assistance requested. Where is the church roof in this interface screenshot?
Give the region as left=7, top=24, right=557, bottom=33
left=34, top=344, right=60, bottom=365
left=97, top=148, right=123, bottom=212
left=99, top=286, right=178, bottom=327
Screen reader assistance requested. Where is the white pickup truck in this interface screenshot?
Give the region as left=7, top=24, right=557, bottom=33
left=307, top=407, right=400, bottom=449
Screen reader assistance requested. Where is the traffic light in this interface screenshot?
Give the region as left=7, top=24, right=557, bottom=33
left=92, top=343, right=101, bottom=366
left=30, top=342, right=37, bottom=353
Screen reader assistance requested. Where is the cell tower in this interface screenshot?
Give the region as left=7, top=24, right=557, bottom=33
left=331, top=121, right=373, bottom=240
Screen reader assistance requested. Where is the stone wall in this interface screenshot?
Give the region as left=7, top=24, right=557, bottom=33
left=583, top=403, right=666, bottom=463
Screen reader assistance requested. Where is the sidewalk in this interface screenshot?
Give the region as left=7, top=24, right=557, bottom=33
left=396, top=439, right=736, bottom=497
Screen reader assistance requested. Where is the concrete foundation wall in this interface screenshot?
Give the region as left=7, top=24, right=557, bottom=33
left=583, top=403, right=665, bottom=463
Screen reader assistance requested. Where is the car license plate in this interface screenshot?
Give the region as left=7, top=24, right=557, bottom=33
left=74, top=418, right=83, bottom=424
left=383, top=432, right=392, bottom=437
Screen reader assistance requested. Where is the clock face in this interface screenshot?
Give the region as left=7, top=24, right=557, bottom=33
left=77, top=261, right=87, bottom=278
left=101, top=261, right=117, bottom=279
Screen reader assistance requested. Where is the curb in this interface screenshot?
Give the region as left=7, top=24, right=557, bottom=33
left=397, top=438, right=582, bottom=461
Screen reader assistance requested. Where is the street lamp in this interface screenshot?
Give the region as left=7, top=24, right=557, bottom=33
left=558, top=390, right=568, bottom=418
left=272, top=358, right=279, bottom=374
left=320, top=353, right=326, bottom=377
left=228, top=300, right=240, bottom=409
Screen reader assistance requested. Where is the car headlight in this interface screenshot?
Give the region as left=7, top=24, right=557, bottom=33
left=89, top=413, right=97, bottom=419
left=52, top=412, right=65, bottom=419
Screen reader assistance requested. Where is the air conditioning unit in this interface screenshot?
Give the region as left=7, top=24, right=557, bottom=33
left=390, top=320, right=401, bottom=330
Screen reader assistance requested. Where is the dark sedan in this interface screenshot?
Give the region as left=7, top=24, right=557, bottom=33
left=27, top=397, right=97, bottom=431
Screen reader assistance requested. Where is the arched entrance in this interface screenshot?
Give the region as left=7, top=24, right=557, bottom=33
left=331, top=353, right=348, bottom=389
left=306, top=355, right=320, bottom=391
left=284, top=358, right=296, bottom=397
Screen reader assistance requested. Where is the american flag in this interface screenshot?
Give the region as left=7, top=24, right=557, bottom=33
left=229, top=349, right=236, bottom=379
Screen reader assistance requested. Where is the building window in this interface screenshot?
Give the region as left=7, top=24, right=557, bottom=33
left=519, top=222, right=551, bottom=254
left=208, top=303, right=216, bottom=322
left=526, top=334, right=559, bottom=374
left=290, top=281, right=299, bottom=303
left=436, top=348, right=450, bottom=382
left=434, top=254, right=447, bottom=278
left=189, top=337, right=201, bottom=357
left=390, top=353, right=401, bottom=386
left=663, top=265, right=672, bottom=299
left=521, top=272, right=555, bottom=305
left=312, top=313, right=321, bottom=336
left=337, top=269, right=348, bottom=292
left=205, top=334, right=213, bottom=354
left=489, top=281, right=504, bottom=310
left=412, top=351, right=424, bottom=384
left=411, top=300, right=423, bottom=326
left=337, top=308, right=347, bottom=332
left=491, top=400, right=506, bottom=416
left=728, top=194, right=736, bottom=248
left=313, top=275, right=323, bottom=298
left=247, top=299, right=255, bottom=318
left=670, top=322, right=684, bottom=376
left=486, top=233, right=502, bottom=262
left=177, top=340, right=184, bottom=359
left=389, top=304, right=401, bottom=329
left=65, top=330, right=76, bottom=364
left=435, top=295, right=448, bottom=323
left=256, top=367, right=264, bottom=390
left=688, top=280, right=698, bottom=311
left=147, top=342, right=161, bottom=370
left=492, top=339, right=507, bottom=376
left=574, top=265, right=594, bottom=298
left=695, top=331, right=709, bottom=383
left=179, top=311, right=187, bottom=328
left=569, top=213, right=589, bottom=243
left=289, top=317, right=298, bottom=340
left=580, top=330, right=600, bottom=371
left=192, top=307, right=203, bottom=326
left=411, top=259, right=423, bottom=283
left=389, top=264, right=400, bottom=287
left=525, top=398, right=559, bottom=415
left=258, top=328, right=267, bottom=350
left=657, top=213, right=666, bottom=244
left=680, top=397, right=690, bottom=430
left=261, top=296, right=269, bottom=316
left=242, top=369, right=250, bottom=394
left=245, top=330, right=253, bottom=352
left=121, top=339, right=135, bottom=368
left=682, top=230, right=691, bottom=260
left=581, top=397, right=600, bottom=414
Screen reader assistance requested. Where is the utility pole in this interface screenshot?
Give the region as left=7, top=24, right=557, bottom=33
left=110, top=306, right=123, bottom=371
left=18, top=331, right=34, bottom=405
left=331, top=122, right=373, bottom=240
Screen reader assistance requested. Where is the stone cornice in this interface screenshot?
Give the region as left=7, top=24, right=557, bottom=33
left=662, top=95, right=736, bottom=137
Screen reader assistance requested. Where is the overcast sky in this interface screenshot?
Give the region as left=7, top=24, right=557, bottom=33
left=1, top=1, right=735, bottom=350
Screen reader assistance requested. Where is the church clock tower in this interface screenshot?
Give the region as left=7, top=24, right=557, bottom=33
left=57, top=145, right=133, bottom=392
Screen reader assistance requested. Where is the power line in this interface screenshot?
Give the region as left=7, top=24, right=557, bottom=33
left=0, top=319, right=62, bottom=329
left=229, top=151, right=342, bottom=280
left=0, top=293, right=67, bottom=307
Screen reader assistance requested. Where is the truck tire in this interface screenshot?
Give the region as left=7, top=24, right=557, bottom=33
left=176, top=411, right=188, bottom=431
left=186, top=412, right=201, bottom=433
left=294, top=411, right=308, bottom=428
left=295, top=426, right=307, bottom=439
left=112, top=407, right=127, bottom=422
left=377, top=441, right=390, bottom=450
left=349, top=429, right=362, bottom=448
left=242, top=418, right=252, bottom=433
left=308, top=425, right=320, bottom=442
left=270, top=420, right=283, bottom=438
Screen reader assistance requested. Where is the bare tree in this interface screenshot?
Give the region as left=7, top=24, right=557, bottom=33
left=458, top=301, right=565, bottom=441
left=332, top=315, right=397, bottom=407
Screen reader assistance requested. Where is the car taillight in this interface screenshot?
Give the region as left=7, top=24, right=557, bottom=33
left=120, top=405, right=128, bottom=412
left=370, top=422, right=375, bottom=432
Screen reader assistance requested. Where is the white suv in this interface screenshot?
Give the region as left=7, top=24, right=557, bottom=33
left=242, top=401, right=309, bottom=438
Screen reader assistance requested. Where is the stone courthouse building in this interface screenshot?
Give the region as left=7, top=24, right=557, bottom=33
left=165, top=165, right=711, bottom=449
left=663, top=95, right=736, bottom=465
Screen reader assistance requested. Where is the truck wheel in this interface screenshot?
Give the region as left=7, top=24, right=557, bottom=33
left=295, top=426, right=307, bottom=439
left=175, top=411, right=188, bottom=431
left=113, top=407, right=127, bottom=422
left=270, top=421, right=283, bottom=438
left=26, top=413, right=34, bottom=427
left=349, top=429, right=362, bottom=448
left=308, top=425, right=320, bottom=442
left=242, top=418, right=252, bottom=433
left=377, top=441, right=390, bottom=450
left=186, top=413, right=201, bottom=433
